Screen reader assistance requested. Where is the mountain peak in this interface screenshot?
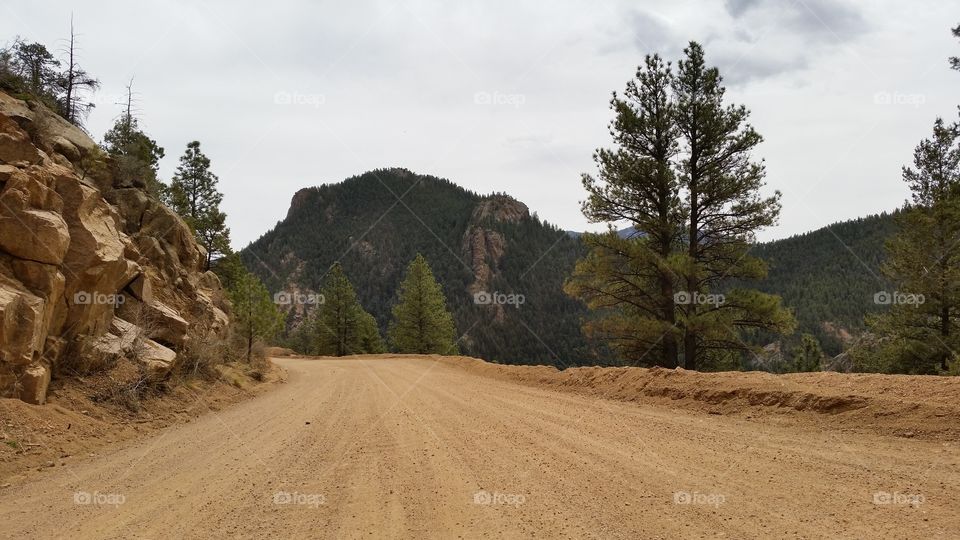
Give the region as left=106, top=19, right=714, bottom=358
left=471, top=194, right=529, bottom=224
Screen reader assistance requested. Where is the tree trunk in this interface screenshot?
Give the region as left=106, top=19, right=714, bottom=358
left=65, top=19, right=75, bottom=122
left=941, top=304, right=950, bottom=371
left=685, top=186, right=699, bottom=371
left=659, top=242, right=679, bottom=368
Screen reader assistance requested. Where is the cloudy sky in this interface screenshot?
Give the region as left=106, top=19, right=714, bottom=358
left=3, top=0, right=959, bottom=248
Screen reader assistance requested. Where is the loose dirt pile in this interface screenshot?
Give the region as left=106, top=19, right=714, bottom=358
left=413, top=354, right=960, bottom=440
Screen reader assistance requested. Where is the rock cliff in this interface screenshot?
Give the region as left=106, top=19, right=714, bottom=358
left=0, top=92, right=229, bottom=404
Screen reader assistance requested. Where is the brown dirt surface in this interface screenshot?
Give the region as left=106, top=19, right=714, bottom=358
left=0, top=360, right=286, bottom=484
left=0, top=355, right=957, bottom=539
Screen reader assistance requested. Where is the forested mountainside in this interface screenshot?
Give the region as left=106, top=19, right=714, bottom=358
left=241, top=168, right=604, bottom=365
left=747, top=211, right=899, bottom=355
left=246, top=167, right=900, bottom=365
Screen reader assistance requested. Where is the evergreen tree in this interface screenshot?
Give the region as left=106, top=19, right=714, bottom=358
left=790, top=334, right=823, bottom=372
left=12, top=41, right=59, bottom=98
left=567, top=55, right=683, bottom=367
left=671, top=42, right=794, bottom=369
left=950, top=23, right=960, bottom=72
left=168, top=141, right=230, bottom=269
left=315, top=263, right=383, bottom=356
left=229, top=269, right=285, bottom=363
left=211, top=251, right=246, bottom=291
left=869, top=118, right=960, bottom=373
left=567, top=42, right=793, bottom=370
left=358, top=309, right=386, bottom=354
left=388, top=254, right=459, bottom=354
left=101, top=82, right=166, bottom=198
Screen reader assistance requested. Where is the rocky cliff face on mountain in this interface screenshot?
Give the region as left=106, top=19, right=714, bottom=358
left=462, top=195, right=529, bottom=323
left=0, top=92, right=229, bottom=405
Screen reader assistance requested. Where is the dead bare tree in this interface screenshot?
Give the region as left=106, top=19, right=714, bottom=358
left=60, top=14, right=99, bottom=126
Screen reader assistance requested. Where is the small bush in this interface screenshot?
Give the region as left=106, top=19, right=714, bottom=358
left=91, top=360, right=155, bottom=413
left=177, top=330, right=226, bottom=381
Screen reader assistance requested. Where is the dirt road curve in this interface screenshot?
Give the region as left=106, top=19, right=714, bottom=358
left=2, top=357, right=957, bottom=539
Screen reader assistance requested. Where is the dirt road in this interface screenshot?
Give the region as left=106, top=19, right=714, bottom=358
left=1, top=356, right=957, bottom=539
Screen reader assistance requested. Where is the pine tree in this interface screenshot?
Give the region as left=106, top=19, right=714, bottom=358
left=869, top=118, right=960, bottom=373
left=101, top=81, right=167, bottom=198
left=12, top=41, right=59, bottom=98
left=315, top=263, right=383, bottom=356
left=229, top=269, right=285, bottom=363
left=168, top=141, right=230, bottom=269
left=567, top=42, right=793, bottom=371
left=950, top=23, right=960, bottom=72
left=566, top=54, right=683, bottom=367
left=211, top=251, right=246, bottom=291
left=672, top=42, right=794, bottom=370
left=388, top=254, right=459, bottom=354
left=358, top=309, right=386, bottom=354
left=790, top=334, right=823, bottom=372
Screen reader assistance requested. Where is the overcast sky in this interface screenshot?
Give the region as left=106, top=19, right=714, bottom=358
left=4, top=0, right=959, bottom=248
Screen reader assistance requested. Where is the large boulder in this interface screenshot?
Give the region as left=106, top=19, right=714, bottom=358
left=116, top=297, right=189, bottom=348
left=0, top=114, right=42, bottom=166
left=0, top=168, right=69, bottom=264
left=0, top=279, right=45, bottom=366
left=17, top=363, right=51, bottom=405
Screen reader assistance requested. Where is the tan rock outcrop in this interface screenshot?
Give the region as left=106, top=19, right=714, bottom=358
left=0, top=91, right=231, bottom=404
left=461, top=195, right=528, bottom=324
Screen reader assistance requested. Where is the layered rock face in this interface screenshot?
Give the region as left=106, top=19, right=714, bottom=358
left=461, top=195, right=529, bottom=322
left=0, top=92, right=229, bottom=404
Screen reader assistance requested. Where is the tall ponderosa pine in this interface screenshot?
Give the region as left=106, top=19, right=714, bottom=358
left=168, top=141, right=230, bottom=269
left=672, top=42, right=793, bottom=370
left=566, top=54, right=683, bottom=366
left=869, top=118, right=960, bottom=373
left=315, top=263, right=384, bottom=356
left=567, top=42, right=794, bottom=371
left=229, top=269, right=285, bottom=363
left=389, top=254, right=459, bottom=354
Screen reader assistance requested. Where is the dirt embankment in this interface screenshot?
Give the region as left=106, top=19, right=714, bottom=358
left=0, top=361, right=285, bottom=483
left=412, top=354, right=960, bottom=441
